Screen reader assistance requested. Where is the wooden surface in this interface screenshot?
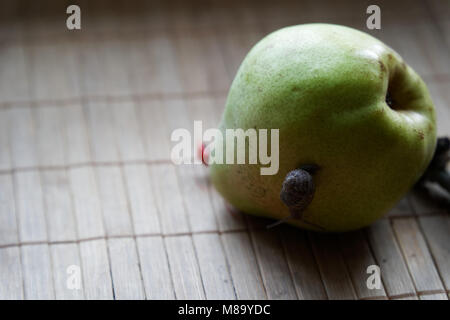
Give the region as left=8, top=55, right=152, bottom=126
left=0, top=0, right=449, bottom=300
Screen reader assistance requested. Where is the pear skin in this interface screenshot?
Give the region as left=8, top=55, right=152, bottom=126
left=210, top=24, right=436, bottom=232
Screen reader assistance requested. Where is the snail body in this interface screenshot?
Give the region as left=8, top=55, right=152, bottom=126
left=280, top=166, right=317, bottom=219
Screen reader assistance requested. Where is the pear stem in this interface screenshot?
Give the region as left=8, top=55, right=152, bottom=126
left=416, top=136, right=450, bottom=209
left=434, top=171, right=450, bottom=193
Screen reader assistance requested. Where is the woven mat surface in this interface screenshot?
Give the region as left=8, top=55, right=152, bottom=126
left=0, top=0, right=449, bottom=300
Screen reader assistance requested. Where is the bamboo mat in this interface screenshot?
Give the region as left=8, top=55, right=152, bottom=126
left=0, top=0, right=449, bottom=300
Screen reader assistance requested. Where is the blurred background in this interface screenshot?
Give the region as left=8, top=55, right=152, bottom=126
left=0, top=0, right=448, bottom=300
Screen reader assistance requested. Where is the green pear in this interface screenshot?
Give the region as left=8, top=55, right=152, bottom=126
left=210, top=23, right=436, bottom=232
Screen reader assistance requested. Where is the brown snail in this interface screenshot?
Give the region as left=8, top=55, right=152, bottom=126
left=267, top=164, right=319, bottom=229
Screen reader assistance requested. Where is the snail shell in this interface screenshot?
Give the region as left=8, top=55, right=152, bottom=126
left=280, top=165, right=317, bottom=219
